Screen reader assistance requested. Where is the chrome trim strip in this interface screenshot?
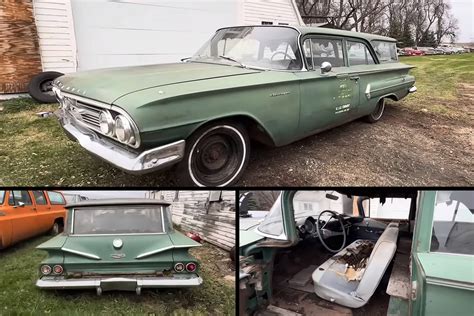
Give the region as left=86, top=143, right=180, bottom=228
left=37, top=274, right=203, bottom=289
left=136, top=244, right=201, bottom=259
left=61, top=247, right=101, bottom=260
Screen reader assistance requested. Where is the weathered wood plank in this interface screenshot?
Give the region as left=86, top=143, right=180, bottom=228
left=0, top=0, right=43, bottom=93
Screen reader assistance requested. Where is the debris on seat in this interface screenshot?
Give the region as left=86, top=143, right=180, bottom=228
left=333, top=240, right=374, bottom=282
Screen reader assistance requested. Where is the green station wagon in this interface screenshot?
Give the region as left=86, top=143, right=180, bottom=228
left=239, top=190, right=473, bottom=315
left=52, top=25, right=416, bottom=186
left=36, top=199, right=202, bottom=295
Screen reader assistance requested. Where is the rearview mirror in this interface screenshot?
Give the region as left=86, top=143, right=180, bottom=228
left=326, top=193, right=339, bottom=201
left=321, top=62, right=332, bottom=74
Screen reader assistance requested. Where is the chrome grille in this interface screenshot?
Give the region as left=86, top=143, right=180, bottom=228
left=64, top=97, right=102, bottom=132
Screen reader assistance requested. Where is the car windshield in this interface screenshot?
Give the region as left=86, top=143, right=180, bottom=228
left=190, top=26, right=303, bottom=71
left=73, top=205, right=166, bottom=234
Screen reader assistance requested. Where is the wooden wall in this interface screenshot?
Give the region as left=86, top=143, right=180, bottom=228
left=0, top=0, right=42, bottom=93
left=157, top=191, right=236, bottom=251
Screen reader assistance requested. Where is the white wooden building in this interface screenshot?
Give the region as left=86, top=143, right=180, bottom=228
left=148, top=190, right=236, bottom=251
left=32, top=0, right=304, bottom=72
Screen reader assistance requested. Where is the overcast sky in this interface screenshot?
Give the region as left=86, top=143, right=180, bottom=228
left=449, top=0, right=473, bottom=42
left=61, top=190, right=149, bottom=199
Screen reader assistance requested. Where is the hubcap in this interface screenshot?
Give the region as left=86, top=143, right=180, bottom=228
left=190, top=126, right=245, bottom=186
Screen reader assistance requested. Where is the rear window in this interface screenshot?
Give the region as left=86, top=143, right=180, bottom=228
left=431, top=191, right=473, bottom=255
left=72, top=205, right=166, bottom=235
left=47, top=191, right=65, bottom=205
left=373, top=41, right=398, bottom=63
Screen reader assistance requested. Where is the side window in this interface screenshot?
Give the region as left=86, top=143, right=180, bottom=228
left=365, top=198, right=411, bottom=219
left=347, top=41, right=375, bottom=66
left=9, top=191, right=32, bottom=206
left=303, top=38, right=344, bottom=69
left=32, top=191, right=47, bottom=205
left=47, top=191, right=65, bottom=205
left=0, top=191, right=5, bottom=204
left=431, top=191, right=473, bottom=255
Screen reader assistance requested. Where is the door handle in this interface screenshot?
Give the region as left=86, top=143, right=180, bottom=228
left=0, top=211, right=6, bottom=216
left=350, top=76, right=360, bottom=81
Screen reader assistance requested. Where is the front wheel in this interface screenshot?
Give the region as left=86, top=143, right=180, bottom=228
left=364, top=98, right=386, bottom=123
left=175, top=122, right=250, bottom=187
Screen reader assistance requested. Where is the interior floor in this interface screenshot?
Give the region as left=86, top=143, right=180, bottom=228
left=270, top=234, right=412, bottom=316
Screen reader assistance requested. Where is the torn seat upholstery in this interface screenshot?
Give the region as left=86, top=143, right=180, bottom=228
left=312, top=222, right=399, bottom=308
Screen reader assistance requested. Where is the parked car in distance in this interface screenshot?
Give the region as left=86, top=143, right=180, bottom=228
left=239, top=190, right=473, bottom=316
left=0, top=190, right=66, bottom=249
left=36, top=199, right=203, bottom=295
left=52, top=25, right=416, bottom=187
left=402, top=47, right=425, bottom=56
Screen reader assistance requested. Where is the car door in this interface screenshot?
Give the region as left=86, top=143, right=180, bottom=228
left=8, top=190, right=37, bottom=244
left=32, top=190, right=52, bottom=233
left=0, top=190, right=13, bottom=248
left=295, top=35, right=359, bottom=135
left=345, top=39, right=380, bottom=115
left=411, top=191, right=473, bottom=316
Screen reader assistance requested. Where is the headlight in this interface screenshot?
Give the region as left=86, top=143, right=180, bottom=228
left=99, top=111, right=114, bottom=136
left=115, top=115, right=133, bottom=144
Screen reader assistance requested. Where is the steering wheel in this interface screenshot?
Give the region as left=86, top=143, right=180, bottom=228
left=316, top=210, right=347, bottom=253
left=270, top=51, right=293, bottom=61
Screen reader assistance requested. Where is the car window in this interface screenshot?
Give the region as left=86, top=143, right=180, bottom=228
left=32, top=191, right=47, bottom=205
left=47, top=191, right=65, bottom=205
left=372, top=41, right=398, bottom=63
left=73, top=206, right=165, bottom=234
left=0, top=191, right=4, bottom=204
left=431, top=191, right=473, bottom=255
left=347, top=41, right=375, bottom=65
left=192, top=26, right=302, bottom=71
left=9, top=190, right=32, bottom=206
left=303, top=38, right=344, bottom=69
left=364, top=198, right=411, bottom=219
left=257, top=194, right=285, bottom=238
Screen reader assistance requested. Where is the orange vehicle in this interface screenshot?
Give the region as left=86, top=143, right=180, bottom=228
left=0, top=190, right=66, bottom=249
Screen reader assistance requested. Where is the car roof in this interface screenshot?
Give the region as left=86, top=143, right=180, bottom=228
left=217, top=25, right=396, bottom=43
left=66, top=198, right=171, bottom=208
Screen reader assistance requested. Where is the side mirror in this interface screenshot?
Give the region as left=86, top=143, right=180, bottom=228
left=321, top=61, right=332, bottom=74
left=14, top=201, right=25, bottom=208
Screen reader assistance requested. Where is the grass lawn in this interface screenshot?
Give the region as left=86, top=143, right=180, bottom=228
left=0, top=54, right=472, bottom=186
left=0, top=236, right=235, bottom=315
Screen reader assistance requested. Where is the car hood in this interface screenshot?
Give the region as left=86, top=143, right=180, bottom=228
left=56, top=62, right=260, bottom=104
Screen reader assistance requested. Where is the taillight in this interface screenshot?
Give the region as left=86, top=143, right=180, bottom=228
left=186, top=262, right=197, bottom=272
left=40, top=265, right=52, bottom=275
left=174, top=262, right=184, bottom=272
left=53, top=265, right=64, bottom=275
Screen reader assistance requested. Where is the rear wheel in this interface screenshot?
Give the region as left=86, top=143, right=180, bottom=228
left=50, top=221, right=63, bottom=236
left=175, top=121, right=250, bottom=187
left=364, top=98, right=386, bottom=123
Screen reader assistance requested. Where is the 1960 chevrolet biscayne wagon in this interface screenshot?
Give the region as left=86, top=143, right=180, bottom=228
left=52, top=25, right=416, bottom=186
left=36, top=199, right=202, bottom=295
left=239, top=190, right=473, bottom=316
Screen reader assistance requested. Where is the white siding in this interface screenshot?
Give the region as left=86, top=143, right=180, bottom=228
left=70, top=0, right=239, bottom=71
left=240, top=0, right=303, bottom=26
left=33, top=0, right=77, bottom=73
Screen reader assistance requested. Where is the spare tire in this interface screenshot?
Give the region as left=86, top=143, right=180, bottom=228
left=28, top=71, right=63, bottom=103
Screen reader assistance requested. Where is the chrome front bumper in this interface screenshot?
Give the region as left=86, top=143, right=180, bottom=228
left=56, top=108, right=185, bottom=174
left=37, top=274, right=203, bottom=294
left=408, top=86, right=417, bottom=93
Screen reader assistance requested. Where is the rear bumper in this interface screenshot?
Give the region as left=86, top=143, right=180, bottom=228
left=37, top=274, right=203, bottom=293
left=408, top=86, right=417, bottom=93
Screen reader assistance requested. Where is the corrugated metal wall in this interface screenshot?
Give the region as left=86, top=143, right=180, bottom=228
left=0, top=0, right=42, bottom=93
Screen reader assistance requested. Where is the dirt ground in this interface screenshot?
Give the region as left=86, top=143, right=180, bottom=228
left=239, top=88, right=473, bottom=186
